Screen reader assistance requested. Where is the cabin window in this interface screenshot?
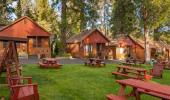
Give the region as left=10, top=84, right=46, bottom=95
left=3, top=42, right=8, bottom=48
left=33, top=38, right=42, bottom=47
left=84, top=44, right=93, bottom=53
left=33, top=38, right=36, bottom=47
left=16, top=43, right=20, bottom=48
left=37, top=39, right=42, bottom=47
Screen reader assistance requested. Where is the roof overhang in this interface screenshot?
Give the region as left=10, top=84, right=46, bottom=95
left=0, top=36, right=28, bottom=42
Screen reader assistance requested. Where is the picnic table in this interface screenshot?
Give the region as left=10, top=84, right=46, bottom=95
left=39, top=58, right=62, bottom=69
left=115, top=79, right=170, bottom=100
left=84, top=58, right=105, bottom=67
left=112, top=66, right=147, bottom=80
left=121, top=59, right=144, bottom=66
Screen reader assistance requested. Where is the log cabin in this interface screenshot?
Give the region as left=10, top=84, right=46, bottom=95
left=0, top=16, right=51, bottom=58
left=66, top=29, right=110, bottom=59
left=106, top=35, right=170, bottom=61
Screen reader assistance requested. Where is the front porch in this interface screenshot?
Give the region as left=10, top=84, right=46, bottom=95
left=83, top=43, right=106, bottom=59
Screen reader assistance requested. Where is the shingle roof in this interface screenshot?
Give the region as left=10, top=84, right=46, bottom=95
left=66, top=29, right=109, bottom=43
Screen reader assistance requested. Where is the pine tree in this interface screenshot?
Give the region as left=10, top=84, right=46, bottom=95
left=35, top=0, right=53, bottom=32
left=110, top=0, right=137, bottom=37
left=135, top=0, right=170, bottom=62
left=16, top=0, right=22, bottom=18
left=0, top=0, right=16, bottom=24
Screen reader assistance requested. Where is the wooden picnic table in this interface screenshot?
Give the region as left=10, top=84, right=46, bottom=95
left=39, top=58, right=62, bottom=69
left=43, top=58, right=57, bottom=62
left=112, top=66, right=147, bottom=80
left=116, top=79, right=170, bottom=100
left=122, top=58, right=144, bottom=66
left=84, top=58, right=105, bottom=67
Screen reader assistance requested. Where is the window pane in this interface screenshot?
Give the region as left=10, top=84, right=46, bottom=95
left=3, top=42, right=8, bottom=48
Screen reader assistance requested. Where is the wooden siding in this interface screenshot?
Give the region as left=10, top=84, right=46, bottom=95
left=67, top=43, right=80, bottom=58
left=83, top=31, right=108, bottom=44
left=105, top=46, right=116, bottom=59
left=0, top=16, right=50, bottom=40
left=28, top=37, right=50, bottom=57
left=135, top=45, right=144, bottom=60
left=67, top=30, right=109, bottom=58
left=0, top=37, right=50, bottom=57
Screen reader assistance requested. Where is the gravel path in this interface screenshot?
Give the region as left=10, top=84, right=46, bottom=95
left=19, top=57, right=120, bottom=64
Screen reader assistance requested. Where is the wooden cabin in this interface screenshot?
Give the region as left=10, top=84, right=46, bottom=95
left=107, top=35, right=170, bottom=61
left=106, top=35, right=145, bottom=60
left=0, top=16, right=51, bottom=58
left=66, top=29, right=110, bottom=59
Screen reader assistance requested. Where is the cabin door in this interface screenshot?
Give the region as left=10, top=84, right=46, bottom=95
left=96, top=43, right=104, bottom=58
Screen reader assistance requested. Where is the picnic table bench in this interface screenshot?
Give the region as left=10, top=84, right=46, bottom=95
left=39, top=58, right=62, bottom=69
left=107, top=79, right=170, bottom=100
left=112, top=66, right=147, bottom=80
left=84, top=58, right=105, bottom=67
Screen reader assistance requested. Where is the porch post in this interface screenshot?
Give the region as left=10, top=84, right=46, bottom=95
left=27, top=39, right=29, bottom=61
left=36, top=36, right=38, bottom=47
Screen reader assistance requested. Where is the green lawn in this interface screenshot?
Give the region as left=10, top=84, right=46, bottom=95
left=0, top=64, right=170, bottom=100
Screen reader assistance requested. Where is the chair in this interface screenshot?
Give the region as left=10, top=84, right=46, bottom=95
left=9, top=78, right=39, bottom=100
left=150, top=63, right=164, bottom=78
left=6, top=64, right=39, bottom=100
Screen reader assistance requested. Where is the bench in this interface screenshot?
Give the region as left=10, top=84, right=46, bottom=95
left=112, top=72, right=138, bottom=79
left=137, top=88, right=170, bottom=100
left=112, top=66, right=147, bottom=80
left=106, top=94, right=126, bottom=100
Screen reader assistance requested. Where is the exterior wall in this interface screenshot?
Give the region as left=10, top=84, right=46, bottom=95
left=67, top=30, right=109, bottom=59
left=82, top=31, right=108, bottom=58
left=28, top=37, right=51, bottom=57
left=107, top=37, right=145, bottom=60
left=0, top=41, right=27, bottom=57
left=83, top=31, right=108, bottom=44
left=67, top=43, right=80, bottom=58
left=135, top=45, right=145, bottom=60
left=0, top=41, right=4, bottom=54
left=0, top=17, right=50, bottom=39
left=106, top=46, right=116, bottom=59
left=0, top=38, right=51, bottom=58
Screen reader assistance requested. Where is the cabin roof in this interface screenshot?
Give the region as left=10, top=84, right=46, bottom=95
left=0, top=24, right=6, bottom=31
left=109, top=35, right=170, bottom=50
left=0, top=16, right=50, bottom=41
left=66, top=29, right=110, bottom=43
left=109, top=35, right=144, bottom=48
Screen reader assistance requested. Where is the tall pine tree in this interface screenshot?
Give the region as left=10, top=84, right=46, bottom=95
left=110, top=0, right=137, bottom=37
left=135, top=0, right=170, bottom=62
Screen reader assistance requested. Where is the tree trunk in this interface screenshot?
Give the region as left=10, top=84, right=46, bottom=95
left=61, top=0, right=67, bottom=53
left=144, top=27, right=150, bottom=62
left=142, top=0, right=150, bottom=63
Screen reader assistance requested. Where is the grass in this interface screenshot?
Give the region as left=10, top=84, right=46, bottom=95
left=0, top=64, right=170, bottom=100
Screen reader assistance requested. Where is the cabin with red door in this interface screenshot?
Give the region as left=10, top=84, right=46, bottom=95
left=0, top=16, right=51, bottom=58
left=66, top=29, right=110, bottom=59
